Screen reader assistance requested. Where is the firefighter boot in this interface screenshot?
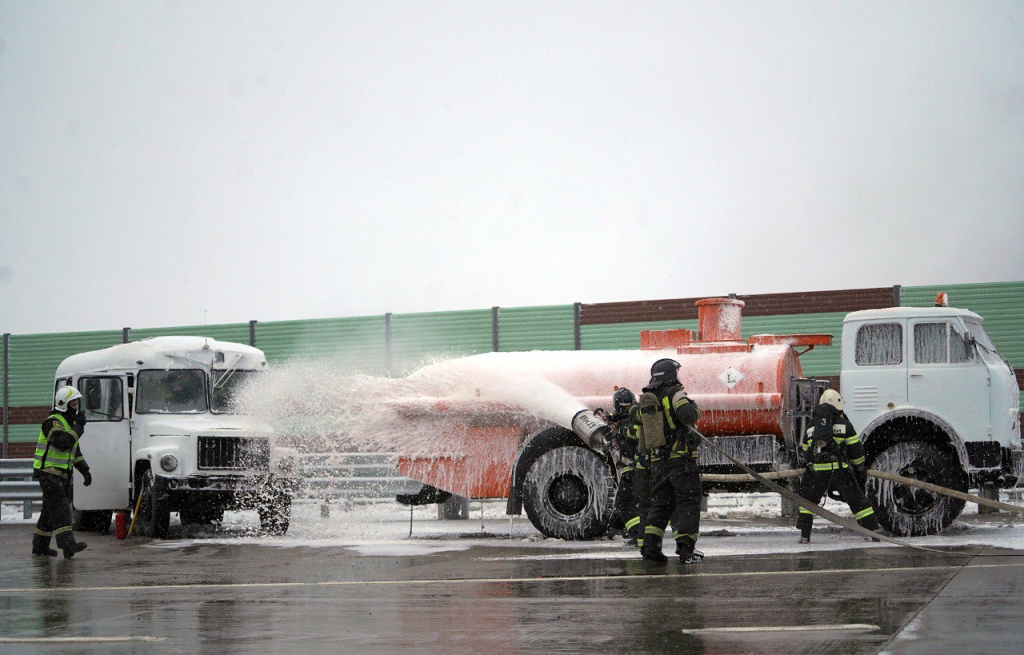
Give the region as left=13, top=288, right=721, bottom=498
left=640, top=535, right=668, bottom=564
left=31, top=533, right=57, bottom=557
left=63, top=542, right=87, bottom=559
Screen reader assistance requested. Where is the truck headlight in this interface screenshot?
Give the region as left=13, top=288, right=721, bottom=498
left=160, top=454, right=179, bottom=472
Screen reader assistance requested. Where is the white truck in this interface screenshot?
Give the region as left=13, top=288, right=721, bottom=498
left=56, top=337, right=299, bottom=537
left=843, top=297, right=1022, bottom=535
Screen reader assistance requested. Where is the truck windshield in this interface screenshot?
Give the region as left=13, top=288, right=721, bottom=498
left=211, top=370, right=261, bottom=414
left=963, top=320, right=1011, bottom=370
left=136, top=369, right=208, bottom=414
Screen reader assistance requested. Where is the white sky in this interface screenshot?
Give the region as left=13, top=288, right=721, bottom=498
left=1, top=2, right=1022, bottom=335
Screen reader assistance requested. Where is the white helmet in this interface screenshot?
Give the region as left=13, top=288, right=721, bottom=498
left=54, top=386, right=82, bottom=412
left=819, top=389, right=845, bottom=411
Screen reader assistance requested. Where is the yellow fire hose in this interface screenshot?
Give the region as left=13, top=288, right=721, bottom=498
left=126, top=484, right=145, bottom=537
left=699, top=465, right=1024, bottom=515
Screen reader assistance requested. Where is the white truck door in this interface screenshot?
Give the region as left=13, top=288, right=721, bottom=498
left=908, top=319, right=990, bottom=443
left=842, top=319, right=909, bottom=432
left=72, top=375, right=131, bottom=511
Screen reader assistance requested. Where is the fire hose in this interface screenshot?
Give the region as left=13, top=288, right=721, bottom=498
left=693, top=430, right=1023, bottom=556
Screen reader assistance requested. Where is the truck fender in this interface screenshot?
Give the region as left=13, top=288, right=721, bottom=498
left=860, top=409, right=969, bottom=473
left=505, top=427, right=589, bottom=516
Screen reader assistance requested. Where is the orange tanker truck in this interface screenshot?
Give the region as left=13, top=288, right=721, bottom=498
left=390, top=296, right=1021, bottom=539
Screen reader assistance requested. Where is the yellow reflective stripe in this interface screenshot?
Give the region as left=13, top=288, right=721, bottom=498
left=846, top=435, right=861, bottom=445
left=811, top=462, right=839, bottom=471
left=850, top=456, right=865, bottom=466
left=675, top=533, right=698, bottom=541
left=644, top=526, right=665, bottom=537
left=34, top=528, right=52, bottom=537
left=53, top=526, right=72, bottom=535
left=625, top=517, right=640, bottom=530
left=854, top=507, right=875, bottom=520
left=661, top=396, right=677, bottom=430
left=798, top=507, right=815, bottom=515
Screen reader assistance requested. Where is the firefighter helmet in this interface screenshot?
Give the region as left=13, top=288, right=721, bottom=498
left=649, top=358, right=682, bottom=386
left=612, top=387, right=636, bottom=412
left=54, top=386, right=82, bottom=412
left=819, top=389, right=845, bottom=411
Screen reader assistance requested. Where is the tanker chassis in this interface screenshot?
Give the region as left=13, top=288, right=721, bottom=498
left=394, top=296, right=1021, bottom=539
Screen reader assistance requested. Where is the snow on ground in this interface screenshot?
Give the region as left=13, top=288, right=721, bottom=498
left=6, top=492, right=1022, bottom=559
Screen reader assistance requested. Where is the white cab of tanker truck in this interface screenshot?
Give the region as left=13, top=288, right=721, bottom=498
left=55, top=337, right=299, bottom=537
left=841, top=295, right=1022, bottom=536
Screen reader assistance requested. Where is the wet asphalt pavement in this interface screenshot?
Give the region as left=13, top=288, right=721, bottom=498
left=1, top=518, right=1022, bottom=655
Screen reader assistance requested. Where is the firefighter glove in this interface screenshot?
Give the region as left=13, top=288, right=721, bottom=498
left=74, top=411, right=86, bottom=433
left=82, top=470, right=92, bottom=487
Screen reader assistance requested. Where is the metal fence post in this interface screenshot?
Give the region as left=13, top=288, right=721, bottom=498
left=122, top=327, right=130, bottom=344
left=2, top=333, right=9, bottom=459
left=492, top=306, right=499, bottom=352
left=249, top=320, right=257, bottom=347
left=385, top=312, right=393, bottom=376
left=893, top=284, right=902, bottom=307
left=573, top=303, right=581, bottom=351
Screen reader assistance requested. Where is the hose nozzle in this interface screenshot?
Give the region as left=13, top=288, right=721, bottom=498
left=571, top=409, right=611, bottom=450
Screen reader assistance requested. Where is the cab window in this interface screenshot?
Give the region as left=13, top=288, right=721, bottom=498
left=79, top=377, right=124, bottom=421
left=136, top=369, right=208, bottom=414
left=914, top=322, right=974, bottom=364
left=855, top=323, right=903, bottom=366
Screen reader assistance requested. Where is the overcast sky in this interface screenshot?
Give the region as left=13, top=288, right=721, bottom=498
left=1, top=2, right=1022, bottom=336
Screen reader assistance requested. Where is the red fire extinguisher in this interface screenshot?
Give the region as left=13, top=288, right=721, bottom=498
left=115, top=510, right=128, bottom=540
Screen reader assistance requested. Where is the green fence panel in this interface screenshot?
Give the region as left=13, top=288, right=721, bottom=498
left=497, top=305, right=575, bottom=352
left=4, top=424, right=39, bottom=445
left=130, top=322, right=251, bottom=345
left=255, top=316, right=388, bottom=374
left=901, top=282, right=1024, bottom=367
left=389, top=309, right=494, bottom=375
left=7, top=331, right=124, bottom=407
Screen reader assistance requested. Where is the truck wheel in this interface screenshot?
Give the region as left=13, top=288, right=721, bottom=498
left=522, top=446, right=615, bottom=540
left=866, top=440, right=967, bottom=537
left=135, top=469, right=170, bottom=538
left=72, top=508, right=112, bottom=533
left=258, top=492, right=291, bottom=536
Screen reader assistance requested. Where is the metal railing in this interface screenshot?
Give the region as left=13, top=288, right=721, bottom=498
left=0, top=459, right=39, bottom=519
left=1, top=453, right=422, bottom=521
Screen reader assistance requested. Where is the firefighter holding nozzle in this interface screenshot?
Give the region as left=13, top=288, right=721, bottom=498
left=31, top=386, right=91, bottom=558
left=605, top=387, right=641, bottom=543
left=796, top=389, right=883, bottom=543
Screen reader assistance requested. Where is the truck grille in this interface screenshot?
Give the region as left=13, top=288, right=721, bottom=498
left=197, top=436, right=270, bottom=471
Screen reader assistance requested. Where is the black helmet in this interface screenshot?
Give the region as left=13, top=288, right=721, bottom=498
left=612, top=388, right=636, bottom=412
left=649, top=358, right=681, bottom=387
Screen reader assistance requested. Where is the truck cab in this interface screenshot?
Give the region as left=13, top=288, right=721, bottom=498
left=56, top=337, right=299, bottom=537
left=841, top=298, right=1022, bottom=535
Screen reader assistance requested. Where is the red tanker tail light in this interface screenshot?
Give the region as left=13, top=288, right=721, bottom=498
left=695, top=297, right=745, bottom=342
left=935, top=292, right=949, bottom=307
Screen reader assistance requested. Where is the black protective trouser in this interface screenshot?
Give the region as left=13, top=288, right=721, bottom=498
left=644, top=459, right=702, bottom=556
left=633, top=467, right=650, bottom=546
left=613, top=469, right=639, bottom=538
left=795, top=467, right=879, bottom=539
left=34, top=471, right=77, bottom=552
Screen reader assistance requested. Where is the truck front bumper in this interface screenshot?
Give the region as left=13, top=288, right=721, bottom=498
left=156, top=473, right=300, bottom=495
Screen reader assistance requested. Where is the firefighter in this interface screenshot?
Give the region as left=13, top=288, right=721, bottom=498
left=32, top=386, right=91, bottom=558
left=606, top=387, right=640, bottom=542
left=795, top=389, right=881, bottom=543
left=639, top=359, right=704, bottom=564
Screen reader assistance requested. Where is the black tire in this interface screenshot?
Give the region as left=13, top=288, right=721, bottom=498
left=72, top=508, right=112, bottom=533
left=134, top=469, right=170, bottom=538
left=258, top=492, right=291, bottom=536
left=866, top=440, right=967, bottom=537
left=522, top=446, right=616, bottom=540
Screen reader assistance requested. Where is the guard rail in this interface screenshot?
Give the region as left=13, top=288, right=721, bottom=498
left=0, top=459, right=40, bottom=519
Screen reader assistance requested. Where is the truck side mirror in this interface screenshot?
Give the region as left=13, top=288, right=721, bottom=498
left=964, top=331, right=977, bottom=347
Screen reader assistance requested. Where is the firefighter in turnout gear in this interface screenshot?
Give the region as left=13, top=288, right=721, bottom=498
left=32, top=386, right=91, bottom=558
left=796, top=389, right=880, bottom=543
left=606, top=387, right=641, bottom=543
left=639, top=359, right=704, bottom=564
